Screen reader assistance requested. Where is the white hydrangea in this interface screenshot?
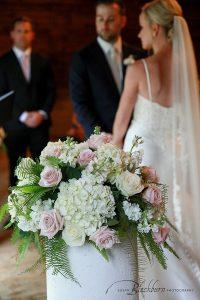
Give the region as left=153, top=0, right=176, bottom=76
left=81, top=170, right=105, bottom=185
left=55, top=178, right=116, bottom=236
left=137, top=219, right=151, bottom=233
left=123, top=201, right=141, bottom=221
left=29, top=199, right=53, bottom=226
left=18, top=216, right=38, bottom=232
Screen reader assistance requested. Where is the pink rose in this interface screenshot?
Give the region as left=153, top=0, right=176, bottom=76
left=87, top=133, right=112, bottom=149
left=77, top=149, right=95, bottom=166
left=153, top=227, right=170, bottom=244
left=143, top=186, right=162, bottom=205
left=90, top=226, right=120, bottom=249
left=141, top=167, right=159, bottom=183
left=39, top=166, right=62, bottom=187
left=39, top=209, right=64, bottom=239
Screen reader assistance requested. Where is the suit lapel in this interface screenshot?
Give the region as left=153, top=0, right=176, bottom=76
left=93, top=41, right=120, bottom=96
left=10, top=50, right=28, bottom=84
left=30, top=53, right=37, bottom=85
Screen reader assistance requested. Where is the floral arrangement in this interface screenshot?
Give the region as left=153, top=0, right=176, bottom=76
left=0, top=128, right=178, bottom=283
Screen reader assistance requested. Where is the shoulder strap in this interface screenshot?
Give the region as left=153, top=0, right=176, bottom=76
left=142, top=59, right=153, bottom=101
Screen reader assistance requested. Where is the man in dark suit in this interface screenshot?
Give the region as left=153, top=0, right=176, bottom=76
left=69, top=0, right=145, bottom=138
left=0, top=17, right=55, bottom=186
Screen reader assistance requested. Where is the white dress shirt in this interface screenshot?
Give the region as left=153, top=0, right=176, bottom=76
left=97, top=36, right=123, bottom=92
left=12, top=46, right=47, bottom=123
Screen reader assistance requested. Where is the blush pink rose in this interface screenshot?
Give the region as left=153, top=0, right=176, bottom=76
left=87, top=133, right=112, bottom=149
left=89, top=226, right=120, bottom=249
left=143, top=186, right=163, bottom=205
left=39, top=166, right=62, bottom=187
left=141, top=166, right=159, bottom=183
left=39, top=209, right=64, bottom=239
left=153, top=227, right=170, bottom=244
left=77, top=149, right=95, bottom=166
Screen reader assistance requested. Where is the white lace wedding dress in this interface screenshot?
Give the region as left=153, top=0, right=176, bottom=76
left=123, top=59, right=200, bottom=300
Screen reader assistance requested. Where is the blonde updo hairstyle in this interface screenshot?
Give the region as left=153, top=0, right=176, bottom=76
left=142, top=0, right=182, bottom=39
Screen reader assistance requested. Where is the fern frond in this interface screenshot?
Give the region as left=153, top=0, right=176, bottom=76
left=15, top=158, right=40, bottom=183
left=17, top=234, right=33, bottom=266
left=163, top=242, right=180, bottom=259
left=165, top=216, right=178, bottom=232
left=138, top=233, right=151, bottom=263
left=144, top=233, right=167, bottom=269
left=21, top=256, right=44, bottom=274
left=44, top=236, right=80, bottom=285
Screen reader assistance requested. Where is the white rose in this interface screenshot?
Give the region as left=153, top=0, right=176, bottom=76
left=62, top=223, right=86, bottom=247
left=116, top=171, right=144, bottom=197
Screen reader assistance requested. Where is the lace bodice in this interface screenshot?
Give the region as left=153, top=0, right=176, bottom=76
left=124, top=94, right=173, bottom=152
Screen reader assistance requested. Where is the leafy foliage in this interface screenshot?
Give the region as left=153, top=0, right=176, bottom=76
left=15, top=157, right=42, bottom=184
left=144, top=233, right=167, bottom=269
left=88, top=240, right=109, bottom=262
left=163, top=241, right=180, bottom=259
left=43, top=236, right=79, bottom=284
left=0, top=203, right=9, bottom=222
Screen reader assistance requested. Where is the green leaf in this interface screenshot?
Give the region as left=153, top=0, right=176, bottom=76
left=88, top=240, right=109, bottom=262
left=15, top=185, right=47, bottom=194
left=107, top=219, right=119, bottom=226
left=165, top=216, right=178, bottom=232
left=4, top=221, right=13, bottom=229
left=63, top=165, right=82, bottom=180
left=163, top=241, right=180, bottom=259
left=17, top=234, right=32, bottom=266
left=45, top=156, right=62, bottom=167
left=11, top=226, right=21, bottom=244
left=0, top=203, right=9, bottom=222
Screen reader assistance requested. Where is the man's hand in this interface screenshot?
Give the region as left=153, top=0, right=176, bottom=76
left=24, top=111, right=44, bottom=128
left=0, top=127, right=6, bottom=146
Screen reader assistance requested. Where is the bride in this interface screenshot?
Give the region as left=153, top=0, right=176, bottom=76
left=112, top=0, right=200, bottom=299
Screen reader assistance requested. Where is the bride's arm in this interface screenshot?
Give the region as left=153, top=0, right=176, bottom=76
left=112, top=63, right=139, bottom=148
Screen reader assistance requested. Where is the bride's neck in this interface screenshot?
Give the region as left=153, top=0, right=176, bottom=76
left=152, top=37, right=171, bottom=55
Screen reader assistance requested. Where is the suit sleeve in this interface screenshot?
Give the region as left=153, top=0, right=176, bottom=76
left=0, top=62, right=8, bottom=95
left=40, top=59, right=56, bottom=116
left=0, top=62, right=18, bottom=133
left=69, top=52, right=100, bottom=137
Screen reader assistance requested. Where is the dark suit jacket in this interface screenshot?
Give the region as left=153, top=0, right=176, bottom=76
left=69, top=40, right=146, bottom=137
left=0, top=49, right=55, bottom=136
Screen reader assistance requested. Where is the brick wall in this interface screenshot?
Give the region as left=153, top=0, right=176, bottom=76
left=0, top=0, right=199, bottom=138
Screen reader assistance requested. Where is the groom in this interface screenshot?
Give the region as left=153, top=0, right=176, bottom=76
left=69, top=0, right=145, bottom=138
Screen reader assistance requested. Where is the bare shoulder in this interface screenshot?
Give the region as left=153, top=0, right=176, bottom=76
left=126, top=59, right=145, bottom=81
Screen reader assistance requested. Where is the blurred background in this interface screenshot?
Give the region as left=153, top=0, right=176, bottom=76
left=0, top=0, right=199, bottom=299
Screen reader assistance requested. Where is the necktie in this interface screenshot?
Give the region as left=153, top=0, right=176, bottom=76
left=109, top=47, right=122, bottom=92
left=21, top=54, right=30, bottom=81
